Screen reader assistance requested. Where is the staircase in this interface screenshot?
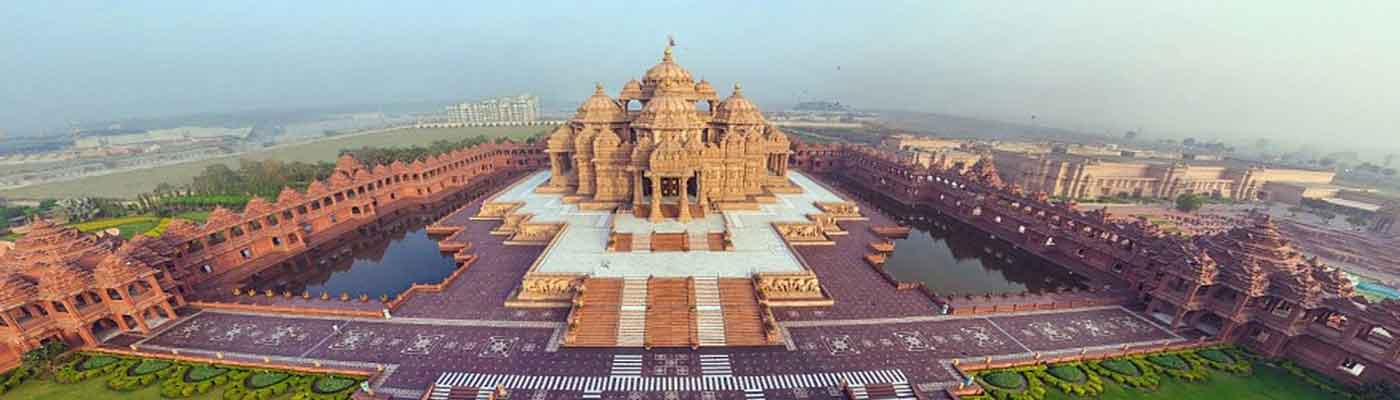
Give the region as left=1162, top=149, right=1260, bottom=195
left=718, top=278, right=769, bottom=346
left=632, top=232, right=651, bottom=253
left=848, top=382, right=916, bottom=400
left=427, top=386, right=492, bottom=400
left=650, top=233, right=687, bottom=252
left=687, top=230, right=709, bottom=252
left=566, top=279, right=622, bottom=347
left=645, top=278, right=694, bottom=347
left=617, top=277, right=649, bottom=347
left=692, top=277, right=727, bottom=346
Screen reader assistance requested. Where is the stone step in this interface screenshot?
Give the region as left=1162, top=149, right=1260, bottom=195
left=687, top=231, right=709, bottom=251
left=616, top=278, right=649, bottom=346
left=692, top=277, right=726, bottom=346
left=632, top=232, right=651, bottom=253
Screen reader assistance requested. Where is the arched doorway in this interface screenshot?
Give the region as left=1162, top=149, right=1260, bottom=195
left=1195, top=313, right=1226, bottom=337
left=90, top=317, right=121, bottom=343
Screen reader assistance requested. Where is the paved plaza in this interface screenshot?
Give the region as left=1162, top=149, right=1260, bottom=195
left=492, top=170, right=848, bottom=277
left=121, top=172, right=1188, bottom=399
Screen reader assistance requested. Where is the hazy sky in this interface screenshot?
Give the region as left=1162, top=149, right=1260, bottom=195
left=3, top=2, right=1397, bottom=155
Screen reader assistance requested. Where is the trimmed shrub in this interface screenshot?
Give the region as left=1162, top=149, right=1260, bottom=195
left=1197, top=349, right=1234, bottom=364
left=78, top=355, right=121, bottom=371
left=1046, top=365, right=1086, bottom=383
left=1098, top=359, right=1141, bottom=376
left=247, top=371, right=291, bottom=389
left=55, top=356, right=135, bottom=384
left=312, top=376, right=359, bottom=394
left=129, top=359, right=173, bottom=376
left=0, top=365, right=36, bottom=395
left=982, top=371, right=1028, bottom=390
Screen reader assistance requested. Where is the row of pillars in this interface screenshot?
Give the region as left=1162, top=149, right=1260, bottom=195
left=633, top=171, right=705, bottom=224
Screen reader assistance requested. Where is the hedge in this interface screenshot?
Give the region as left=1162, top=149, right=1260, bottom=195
left=32, top=353, right=364, bottom=400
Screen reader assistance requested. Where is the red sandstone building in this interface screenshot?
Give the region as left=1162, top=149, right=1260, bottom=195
left=792, top=142, right=1400, bottom=386
left=0, top=142, right=545, bottom=365
left=3, top=137, right=1397, bottom=387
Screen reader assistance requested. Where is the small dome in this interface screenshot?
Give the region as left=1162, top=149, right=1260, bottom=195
left=714, top=83, right=765, bottom=125
left=573, top=83, right=626, bottom=123
left=620, top=79, right=643, bottom=99
left=695, top=79, right=717, bottom=99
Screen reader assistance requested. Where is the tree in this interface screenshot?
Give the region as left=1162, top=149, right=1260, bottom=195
left=1384, top=168, right=1396, bottom=176
left=1182, top=138, right=1197, bottom=147
left=21, top=341, right=67, bottom=368
left=1123, top=131, right=1138, bottom=141
left=1175, top=194, right=1205, bottom=213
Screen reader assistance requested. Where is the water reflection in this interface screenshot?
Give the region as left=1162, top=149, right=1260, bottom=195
left=828, top=175, right=1088, bottom=295
left=234, top=195, right=476, bottom=298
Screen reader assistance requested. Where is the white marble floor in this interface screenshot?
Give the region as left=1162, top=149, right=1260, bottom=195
left=487, top=171, right=847, bottom=278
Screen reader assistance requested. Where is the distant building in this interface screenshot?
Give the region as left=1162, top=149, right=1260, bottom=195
left=444, top=95, right=540, bottom=125
left=73, top=127, right=252, bottom=149
left=993, top=150, right=1337, bottom=200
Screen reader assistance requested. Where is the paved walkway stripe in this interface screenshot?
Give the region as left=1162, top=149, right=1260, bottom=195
left=434, top=369, right=906, bottom=392
left=699, top=354, right=733, bottom=376
left=610, top=354, right=643, bottom=377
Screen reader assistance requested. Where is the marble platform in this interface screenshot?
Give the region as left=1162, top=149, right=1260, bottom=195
left=487, top=171, right=846, bottom=278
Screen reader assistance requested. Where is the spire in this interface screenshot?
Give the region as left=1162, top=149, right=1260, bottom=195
left=732, top=83, right=744, bottom=96
left=663, top=46, right=674, bottom=63
left=594, top=82, right=605, bottom=94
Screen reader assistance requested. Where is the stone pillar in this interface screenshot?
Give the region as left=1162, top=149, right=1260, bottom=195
left=698, top=173, right=709, bottom=208
left=650, top=176, right=664, bottom=223
left=1219, top=320, right=1239, bottom=340
left=633, top=171, right=644, bottom=207
left=549, top=153, right=560, bottom=177
left=679, top=175, right=692, bottom=223
left=134, top=314, right=151, bottom=334
left=0, top=311, right=19, bottom=332
left=159, top=302, right=177, bottom=322
left=78, top=326, right=98, bottom=347
left=115, top=315, right=130, bottom=331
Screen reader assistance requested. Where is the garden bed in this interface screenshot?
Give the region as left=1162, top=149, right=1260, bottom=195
left=8, top=353, right=366, bottom=400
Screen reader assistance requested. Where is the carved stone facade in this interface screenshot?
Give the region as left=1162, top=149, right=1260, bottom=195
left=755, top=272, right=829, bottom=306
left=792, top=141, right=1400, bottom=387
left=772, top=223, right=833, bottom=245
left=543, top=46, right=793, bottom=222
left=516, top=273, right=585, bottom=302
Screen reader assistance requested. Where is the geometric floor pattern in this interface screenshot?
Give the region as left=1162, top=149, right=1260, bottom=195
left=121, top=173, right=1186, bottom=399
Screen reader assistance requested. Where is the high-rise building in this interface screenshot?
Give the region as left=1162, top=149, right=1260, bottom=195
left=445, top=95, right=540, bottom=125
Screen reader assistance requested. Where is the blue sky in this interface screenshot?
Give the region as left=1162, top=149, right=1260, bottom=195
left=2, top=1, right=1396, bottom=154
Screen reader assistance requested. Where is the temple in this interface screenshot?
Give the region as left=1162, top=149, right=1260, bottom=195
left=2, top=42, right=1398, bottom=398
left=542, top=46, right=793, bottom=221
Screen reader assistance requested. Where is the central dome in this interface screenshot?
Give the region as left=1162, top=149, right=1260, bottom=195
left=633, top=91, right=703, bottom=130
left=641, top=47, right=696, bottom=99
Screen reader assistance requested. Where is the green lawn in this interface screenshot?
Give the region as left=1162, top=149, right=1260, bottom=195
left=174, top=210, right=211, bottom=223
left=1, top=375, right=230, bottom=400
left=70, top=216, right=162, bottom=239
left=1042, top=362, right=1350, bottom=400
left=1, top=125, right=547, bottom=199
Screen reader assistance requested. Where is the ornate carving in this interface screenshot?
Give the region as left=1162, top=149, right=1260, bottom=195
left=474, top=202, right=523, bottom=220
left=773, top=222, right=830, bottom=243
left=518, top=273, right=583, bottom=301
left=814, top=202, right=862, bottom=219
left=756, top=273, right=824, bottom=300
